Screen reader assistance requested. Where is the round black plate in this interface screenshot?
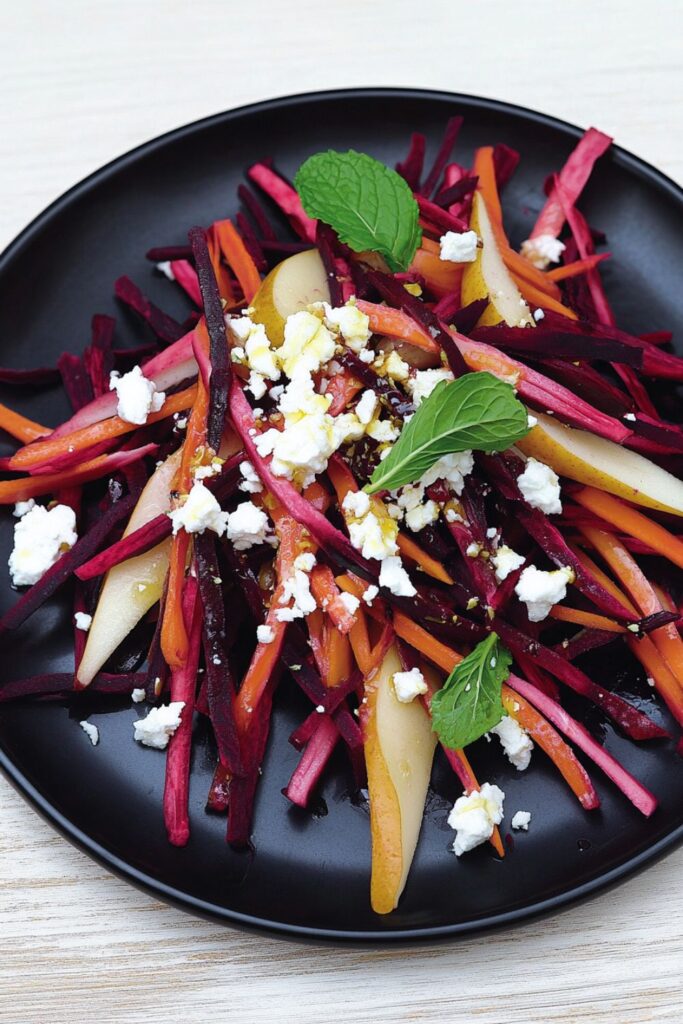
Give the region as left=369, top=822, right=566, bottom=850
left=0, top=89, right=681, bottom=942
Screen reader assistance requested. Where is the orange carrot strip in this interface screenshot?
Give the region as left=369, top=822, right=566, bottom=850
left=207, top=225, right=236, bottom=303
left=626, top=636, right=683, bottom=722
left=501, top=685, right=598, bottom=808
left=574, top=488, right=683, bottom=569
left=160, top=529, right=191, bottom=669
left=396, top=532, right=454, bottom=585
left=569, top=543, right=637, bottom=614
left=502, top=248, right=563, bottom=300
left=310, top=563, right=358, bottom=634
left=473, top=147, right=504, bottom=231
left=409, top=249, right=462, bottom=298
left=324, top=621, right=354, bottom=687
left=0, top=403, right=49, bottom=443
left=0, top=450, right=153, bottom=504
left=355, top=300, right=439, bottom=353
left=213, top=219, right=262, bottom=303
left=548, top=605, right=627, bottom=633
left=10, top=385, right=198, bottom=471
left=512, top=273, right=579, bottom=319
left=348, top=605, right=374, bottom=676
left=393, top=611, right=461, bottom=674
left=546, top=253, right=610, bottom=282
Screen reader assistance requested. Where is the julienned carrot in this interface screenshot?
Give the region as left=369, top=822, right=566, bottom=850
left=548, top=606, right=627, bottom=634
left=569, top=543, right=637, bottom=614
left=409, top=249, right=462, bottom=298
left=0, top=445, right=157, bottom=504
left=546, top=253, right=610, bottom=282
left=626, top=635, right=683, bottom=725
left=348, top=604, right=374, bottom=674
left=511, top=272, right=579, bottom=320
left=10, top=385, right=198, bottom=472
left=213, top=219, right=262, bottom=303
left=206, top=226, right=236, bottom=303
left=355, top=300, right=439, bottom=353
left=393, top=611, right=461, bottom=674
left=501, top=685, right=599, bottom=809
left=309, top=564, right=358, bottom=634
left=396, top=532, right=454, bottom=585
left=0, top=403, right=49, bottom=443
left=324, top=622, right=354, bottom=687
left=574, top=487, right=683, bottom=569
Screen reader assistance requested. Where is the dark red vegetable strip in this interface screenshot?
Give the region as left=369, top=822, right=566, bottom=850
left=0, top=493, right=136, bottom=631
left=237, top=184, right=278, bottom=241
left=114, top=276, right=186, bottom=345
left=236, top=212, right=268, bottom=273
left=146, top=245, right=193, bottom=262
left=75, top=513, right=170, bottom=580
left=188, top=227, right=232, bottom=451
left=332, top=703, right=363, bottom=749
left=433, top=176, right=478, bottom=209
left=492, top=143, right=520, bottom=191
left=0, top=672, right=146, bottom=703
left=206, top=763, right=231, bottom=813
left=247, top=163, right=317, bottom=243
left=84, top=314, right=116, bottom=397
left=396, top=132, right=426, bottom=190
left=283, top=714, right=339, bottom=808
left=227, top=675, right=276, bottom=845
left=556, top=629, right=621, bottom=661
left=415, top=195, right=468, bottom=234
left=530, top=128, right=613, bottom=240
left=0, top=365, right=61, bottom=388
left=419, top=116, right=464, bottom=198
left=289, top=710, right=320, bottom=750
left=338, top=352, right=414, bottom=418
left=471, top=325, right=643, bottom=367
left=58, top=352, right=94, bottom=412
left=495, top=620, right=668, bottom=740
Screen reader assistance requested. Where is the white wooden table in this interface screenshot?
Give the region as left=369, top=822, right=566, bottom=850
left=1, top=2, right=681, bottom=1021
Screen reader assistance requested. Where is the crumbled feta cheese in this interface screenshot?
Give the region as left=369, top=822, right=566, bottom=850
left=109, top=366, right=165, bottom=425
left=466, top=541, right=480, bottom=558
left=527, top=414, right=538, bottom=428
left=74, top=612, right=92, bottom=632
left=133, top=702, right=185, bottom=750
left=490, top=715, right=534, bottom=770
left=293, top=552, right=316, bottom=572
left=624, top=412, right=636, bottom=422
left=239, top=460, right=263, bottom=494
left=392, top=667, right=428, bottom=703
left=406, top=368, right=454, bottom=406
left=439, top=229, right=479, bottom=263
left=521, top=234, right=566, bottom=269
left=348, top=512, right=398, bottom=560
left=13, top=499, right=35, bottom=518
left=448, top=783, right=505, bottom=856
left=230, top=346, right=246, bottom=364
left=79, top=720, right=99, bottom=746
left=355, top=389, right=378, bottom=425
left=322, top=301, right=372, bottom=353
left=275, top=569, right=317, bottom=622
left=515, top=565, right=574, bottom=622
left=445, top=508, right=462, bottom=523
left=486, top=527, right=498, bottom=539
left=405, top=500, right=439, bottom=533
left=533, top=308, right=545, bottom=322
left=491, top=545, right=525, bottom=582
left=511, top=810, right=531, bottom=830
left=257, top=624, right=275, bottom=645
left=315, top=704, right=325, bottom=713
left=131, top=688, right=146, bottom=703
left=379, top=555, right=416, bottom=597
left=193, top=459, right=222, bottom=481
left=226, top=501, right=272, bottom=550
left=229, top=316, right=281, bottom=380
left=365, top=418, right=400, bottom=443
left=156, top=260, right=175, bottom=280
left=362, top=584, right=379, bottom=606
left=338, top=592, right=360, bottom=616
left=420, top=450, right=474, bottom=495
left=279, top=309, right=336, bottom=378
left=381, top=350, right=410, bottom=382
left=246, top=370, right=268, bottom=400
left=517, top=458, right=562, bottom=515
left=9, top=503, right=78, bottom=586
left=342, top=490, right=371, bottom=519
left=169, top=481, right=229, bottom=537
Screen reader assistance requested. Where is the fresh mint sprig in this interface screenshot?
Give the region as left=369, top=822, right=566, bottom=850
left=294, top=150, right=422, bottom=272
left=430, top=633, right=511, bottom=750
left=365, top=371, right=530, bottom=494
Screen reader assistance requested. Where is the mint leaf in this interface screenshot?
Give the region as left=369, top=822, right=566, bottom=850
left=365, top=371, right=529, bottom=494
left=295, top=150, right=421, bottom=272
left=430, top=634, right=511, bottom=750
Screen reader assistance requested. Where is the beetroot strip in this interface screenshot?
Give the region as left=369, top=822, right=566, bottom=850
left=419, top=116, right=464, bottom=198
left=114, top=276, right=186, bottom=344
left=396, top=132, right=426, bottom=190
left=283, top=714, right=339, bottom=808
left=0, top=671, right=146, bottom=702
left=0, top=366, right=61, bottom=388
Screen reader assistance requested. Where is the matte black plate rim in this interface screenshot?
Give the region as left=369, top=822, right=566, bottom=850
left=0, top=87, right=681, bottom=943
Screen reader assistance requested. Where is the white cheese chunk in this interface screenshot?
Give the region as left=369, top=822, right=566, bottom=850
left=109, top=366, right=165, bottom=425
left=490, top=715, right=534, bottom=770
left=491, top=545, right=525, bottom=583
left=439, top=229, right=479, bottom=263
left=79, top=721, right=99, bottom=746
left=511, top=810, right=532, bottom=830
left=515, top=565, right=574, bottom=622
left=74, top=612, right=92, bottom=632
left=379, top=555, right=416, bottom=597
left=9, top=503, right=78, bottom=586
left=448, top=783, right=505, bottom=856
left=226, top=501, right=272, bottom=550
left=133, top=702, right=185, bottom=750
left=392, top=667, right=428, bottom=703
left=169, top=481, right=229, bottom=537
left=517, top=457, right=562, bottom=515
left=520, top=234, right=566, bottom=270
left=131, top=688, right=146, bottom=703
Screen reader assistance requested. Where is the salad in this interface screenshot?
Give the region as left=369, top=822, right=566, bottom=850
left=1, top=117, right=682, bottom=916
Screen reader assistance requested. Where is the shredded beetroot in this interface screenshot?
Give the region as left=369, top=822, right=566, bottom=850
left=284, top=714, right=339, bottom=808
left=419, top=116, right=464, bottom=198
left=396, top=133, right=426, bottom=190
left=247, top=163, right=317, bottom=242
left=58, top=352, right=94, bottom=412
left=530, top=128, right=613, bottom=240
left=0, top=672, right=145, bottom=702
left=188, top=227, right=231, bottom=450
left=0, top=365, right=61, bottom=388
left=114, top=276, right=187, bottom=344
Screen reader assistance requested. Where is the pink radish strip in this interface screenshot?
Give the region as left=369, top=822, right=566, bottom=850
left=283, top=714, right=339, bottom=808
left=169, top=260, right=202, bottom=306
left=163, top=577, right=203, bottom=846
left=530, top=128, right=613, bottom=240
left=553, top=176, right=615, bottom=327
left=247, top=163, right=317, bottom=243
left=507, top=673, right=657, bottom=817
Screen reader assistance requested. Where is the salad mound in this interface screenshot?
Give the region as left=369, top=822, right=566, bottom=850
left=1, top=117, right=682, bottom=915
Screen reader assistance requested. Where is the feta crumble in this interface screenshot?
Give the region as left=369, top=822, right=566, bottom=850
left=379, top=555, right=416, bottom=597
left=133, top=702, right=185, bottom=750
left=109, top=366, right=165, bottom=425
left=156, top=260, right=175, bottom=280
left=13, top=499, right=35, bottom=518
left=279, top=309, right=336, bottom=378
left=420, top=450, right=474, bottom=495
left=238, top=461, right=263, bottom=494
left=362, top=584, right=379, bottom=606
left=392, top=667, right=428, bottom=703
left=131, top=688, right=146, bottom=703
left=348, top=511, right=398, bottom=560
left=533, top=308, right=545, bottom=322
left=79, top=720, right=99, bottom=746
left=245, top=370, right=268, bottom=400
left=511, top=810, right=532, bottom=831
left=490, top=715, right=534, bottom=770
left=226, top=501, right=272, bottom=550
left=517, top=458, right=562, bottom=515
left=448, top=783, right=505, bottom=856
left=74, top=612, right=92, bottom=632
left=406, top=368, right=454, bottom=406
left=338, top=591, right=360, bottom=616
left=379, top=350, right=410, bottom=382
left=275, top=569, right=317, bottom=622
left=491, top=545, right=525, bottom=583
left=520, top=234, right=566, bottom=270
left=515, top=565, right=574, bottom=622
left=169, top=481, right=229, bottom=537
left=257, top=624, right=275, bottom=645
left=342, top=490, right=371, bottom=519
left=9, top=503, right=78, bottom=586
left=322, top=301, right=372, bottom=353
left=355, top=389, right=378, bottom=425
left=439, top=229, right=479, bottom=263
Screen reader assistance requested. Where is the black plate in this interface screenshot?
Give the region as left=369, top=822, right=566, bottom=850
left=1, top=88, right=681, bottom=942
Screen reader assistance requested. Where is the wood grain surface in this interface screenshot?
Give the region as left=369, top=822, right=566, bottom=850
left=1, top=2, right=681, bottom=1021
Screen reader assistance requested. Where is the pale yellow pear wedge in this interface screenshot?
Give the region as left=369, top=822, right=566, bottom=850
left=519, top=412, right=683, bottom=516
left=364, top=646, right=437, bottom=914
left=461, top=192, right=534, bottom=328
left=250, top=248, right=331, bottom=345
left=76, top=450, right=182, bottom=686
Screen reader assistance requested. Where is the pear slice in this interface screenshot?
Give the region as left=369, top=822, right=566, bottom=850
left=364, top=646, right=437, bottom=914
left=76, top=450, right=182, bottom=687
left=250, top=248, right=331, bottom=345
left=519, top=412, right=683, bottom=516
left=461, top=192, right=533, bottom=328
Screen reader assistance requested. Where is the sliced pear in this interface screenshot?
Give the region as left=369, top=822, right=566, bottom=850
left=519, top=412, right=683, bottom=516
left=461, top=192, right=533, bottom=328
left=76, top=450, right=182, bottom=686
left=250, top=248, right=331, bottom=345
left=364, top=646, right=437, bottom=914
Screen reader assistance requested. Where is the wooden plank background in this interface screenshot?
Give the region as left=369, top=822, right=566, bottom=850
left=1, top=2, right=681, bottom=1021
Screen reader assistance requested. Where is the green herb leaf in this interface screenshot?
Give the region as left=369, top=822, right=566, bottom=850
left=430, top=633, right=511, bottom=750
left=294, top=150, right=422, bottom=272
left=365, top=371, right=529, bottom=494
